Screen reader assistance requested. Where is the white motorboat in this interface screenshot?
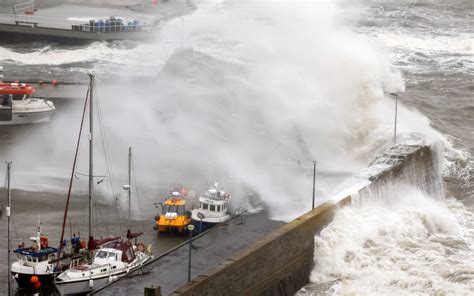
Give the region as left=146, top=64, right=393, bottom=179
left=191, top=181, right=231, bottom=233
left=54, top=237, right=152, bottom=295
left=0, top=82, right=55, bottom=125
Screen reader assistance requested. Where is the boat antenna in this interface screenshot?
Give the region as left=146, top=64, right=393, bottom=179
left=88, top=73, right=94, bottom=249
left=37, top=213, right=41, bottom=252
left=57, top=82, right=89, bottom=270
left=6, top=161, right=12, bottom=296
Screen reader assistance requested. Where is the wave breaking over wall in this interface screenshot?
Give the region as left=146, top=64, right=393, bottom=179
left=171, top=135, right=443, bottom=295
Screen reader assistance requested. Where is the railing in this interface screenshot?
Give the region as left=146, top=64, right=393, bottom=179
left=0, top=12, right=155, bottom=32
left=12, top=0, right=35, bottom=15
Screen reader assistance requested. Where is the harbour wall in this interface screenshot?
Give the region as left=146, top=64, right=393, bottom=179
left=171, top=140, right=441, bottom=295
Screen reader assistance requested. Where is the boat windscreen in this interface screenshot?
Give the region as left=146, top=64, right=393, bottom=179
left=96, top=251, right=109, bottom=259
left=177, top=205, right=185, bottom=215
left=164, top=205, right=177, bottom=214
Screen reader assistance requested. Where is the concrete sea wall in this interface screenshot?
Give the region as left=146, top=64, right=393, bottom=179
left=171, top=141, right=440, bottom=296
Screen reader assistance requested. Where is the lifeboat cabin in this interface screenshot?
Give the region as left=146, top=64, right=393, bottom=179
left=154, top=188, right=191, bottom=233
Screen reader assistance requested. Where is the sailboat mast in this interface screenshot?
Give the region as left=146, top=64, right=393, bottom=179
left=6, top=162, right=12, bottom=296
left=128, top=146, right=132, bottom=220
left=88, top=73, right=94, bottom=242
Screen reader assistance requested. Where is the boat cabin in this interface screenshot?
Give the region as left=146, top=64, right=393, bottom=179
left=14, top=246, right=58, bottom=265
left=155, top=188, right=192, bottom=232
left=100, top=241, right=136, bottom=263
left=199, top=198, right=228, bottom=214
left=0, top=94, right=12, bottom=121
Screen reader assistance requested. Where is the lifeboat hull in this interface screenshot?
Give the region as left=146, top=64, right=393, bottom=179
left=0, top=109, right=55, bottom=125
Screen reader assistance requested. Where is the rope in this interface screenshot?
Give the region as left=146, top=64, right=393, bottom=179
left=57, top=87, right=89, bottom=270
left=95, top=83, right=125, bottom=235
left=1, top=170, right=6, bottom=219
left=131, top=157, right=144, bottom=221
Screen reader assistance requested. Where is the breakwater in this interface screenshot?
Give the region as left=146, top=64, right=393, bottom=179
left=171, top=139, right=440, bottom=295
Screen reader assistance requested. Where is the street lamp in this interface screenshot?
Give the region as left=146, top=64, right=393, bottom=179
left=187, top=224, right=195, bottom=282
left=312, top=161, right=317, bottom=210
left=197, top=212, right=205, bottom=234
left=390, top=93, right=399, bottom=145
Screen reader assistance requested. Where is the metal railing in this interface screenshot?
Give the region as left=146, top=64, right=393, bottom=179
left=0, top=12, right=155, bottom=32
left=12, top=0, right=35, bottom=15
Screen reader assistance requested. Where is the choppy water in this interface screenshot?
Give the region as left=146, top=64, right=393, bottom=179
left=299, top=1, right=474, bottom=295
left=0, top=0, right=473, bottom=295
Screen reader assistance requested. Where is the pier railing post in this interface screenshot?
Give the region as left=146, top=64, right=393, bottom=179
left=312, top=161, right=317, bottom=210
left=187, top=224, right=195, bottom=282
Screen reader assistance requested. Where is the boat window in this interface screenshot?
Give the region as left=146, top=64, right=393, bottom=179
left=12, top=94, right=24, bottom=101
left=203, top=203, right=208, bottom=210
left=108, top=253, right=118, bottom=260
left=96, top=251, right=109, bottom=259
left=210, top=205, right=215, bottom=211
left=168, top=205, right=177, bottom=213
left=217, top=205, right=221, bottom=212
left=177, top=205, right=185, bottom=215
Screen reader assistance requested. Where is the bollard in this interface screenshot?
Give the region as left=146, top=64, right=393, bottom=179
left=144, top=285, right=162, bottom=296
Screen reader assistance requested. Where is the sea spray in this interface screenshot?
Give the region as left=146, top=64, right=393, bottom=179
left=305, top=189, right=474, bottom=295
left=0, top=0, right=442, bottom=221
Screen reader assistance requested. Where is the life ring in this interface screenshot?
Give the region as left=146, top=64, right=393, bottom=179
left=136, top=243, right=146, bottom=252
left=40, top=236, right=49, bottom=248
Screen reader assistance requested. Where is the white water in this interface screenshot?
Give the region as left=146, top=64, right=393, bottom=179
left=305, top=188, right=474, bottom=295
left=0, top=0, right=451, bottom=221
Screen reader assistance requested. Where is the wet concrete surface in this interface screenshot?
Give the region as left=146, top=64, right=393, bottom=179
left=95, top=212, right=284, bottom=295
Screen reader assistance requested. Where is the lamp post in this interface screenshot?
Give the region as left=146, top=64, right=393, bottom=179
left=390, top=93, right=399, bottom=145
left=197, top=212, right=205, bottom=234
left=187, top=224, right=195, bottom=282
left=312, top=161, right=317, bottom=210
left=6, top=162, right=12, bottom=296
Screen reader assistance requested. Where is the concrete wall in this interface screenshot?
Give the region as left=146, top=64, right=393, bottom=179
left=171, top=142, right=440, bottom=296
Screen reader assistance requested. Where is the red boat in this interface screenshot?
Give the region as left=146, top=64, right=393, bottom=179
left=0, top=82, right=36, bottom=96
left=0, top=81, right=55, bottom=125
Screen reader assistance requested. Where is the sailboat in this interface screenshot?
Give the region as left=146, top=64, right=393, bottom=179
left=54, top=73, right=152, bottom=295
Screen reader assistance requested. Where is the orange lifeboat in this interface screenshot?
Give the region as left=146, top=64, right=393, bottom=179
left=0, top=82, right=35, bottom=96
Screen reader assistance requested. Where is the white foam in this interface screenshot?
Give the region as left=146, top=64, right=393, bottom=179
left=309, top=189, right=474, bottom=295
left=375, top=32, right=473, bottom=55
